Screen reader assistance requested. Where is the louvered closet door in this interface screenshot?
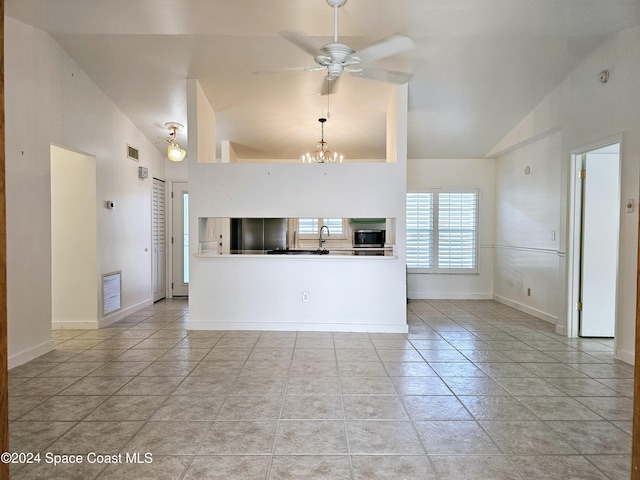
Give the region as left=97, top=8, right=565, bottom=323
left=152, top=178, right=166, bottom=302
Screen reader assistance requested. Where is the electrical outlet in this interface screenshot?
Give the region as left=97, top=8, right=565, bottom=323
left=550, top=230, right=556, bottom=241
left=302, top=292, right=310, bottom=303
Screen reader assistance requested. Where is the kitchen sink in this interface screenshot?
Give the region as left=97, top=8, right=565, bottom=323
left=267, top=249, right=329, bottom=255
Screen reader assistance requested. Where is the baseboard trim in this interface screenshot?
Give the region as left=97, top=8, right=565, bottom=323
left=407, top=293, right=494, bottom=300
left=187, top=320, right=408, bottom=334
left=493, top=295, right=558, bottom=325
left=51, top=299, right=153, bottom=330
left=52, top=319, right=100, bottom=330
left=615, top=348, right=634, bottom=366
left=8, top=340, right=56, bottom=369
left=98, top=299, right=153, bottom=328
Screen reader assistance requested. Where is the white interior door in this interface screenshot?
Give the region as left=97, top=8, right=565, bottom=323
left=172, top=182, right=189, bottom=296
left=152, top=178, right=166, bottom=302
left=579, top=145, right=620, bottom=337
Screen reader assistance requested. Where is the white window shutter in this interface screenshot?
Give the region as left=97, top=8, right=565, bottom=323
left=406, top=193, right=434, bottom=268
left=437, top=193, right=477, bottom=269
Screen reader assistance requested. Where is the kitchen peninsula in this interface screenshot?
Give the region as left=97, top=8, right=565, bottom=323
left=185, top=79, right=408, bottom=334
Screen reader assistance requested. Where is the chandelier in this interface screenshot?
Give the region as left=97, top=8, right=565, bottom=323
left=302, top=118, right=343, bottom=163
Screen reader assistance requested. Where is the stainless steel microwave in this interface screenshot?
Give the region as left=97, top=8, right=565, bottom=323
left=353, top=230, right=385, bottom=247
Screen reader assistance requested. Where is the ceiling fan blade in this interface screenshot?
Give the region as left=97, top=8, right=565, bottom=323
left=352, top=68, right=413, bottom=84
left=351, top=35, right=415, bottom=65
left=278, top=30, right=319, bottom=56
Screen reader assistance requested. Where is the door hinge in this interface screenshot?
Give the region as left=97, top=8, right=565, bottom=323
left=171, top=237, right=174, bottom=244
left=171, top=282, right=174, bottom=289
left=171, top=191, right=174, bottom=198
left=578, top=169, right=586, bottom=179
left=576, top=301, right=583, bottom=311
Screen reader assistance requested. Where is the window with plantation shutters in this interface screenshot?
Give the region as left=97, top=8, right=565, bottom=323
left=298, top=218, right=346, bottom=239
left=406, top=190, right=478, bottom=273
left=298, top=218, right=319, bottom=235
left=322, top=218, right=344, bottom=235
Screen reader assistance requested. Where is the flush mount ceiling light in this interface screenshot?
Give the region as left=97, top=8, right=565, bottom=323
left=165, top=122, right=187, bottom=162
left=302, top=117, right=343, bottom=163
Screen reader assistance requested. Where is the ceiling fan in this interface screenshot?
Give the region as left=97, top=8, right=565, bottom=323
left=280, top=0, right=414, bottom=94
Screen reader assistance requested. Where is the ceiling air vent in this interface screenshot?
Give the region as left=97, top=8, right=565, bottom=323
left=127, top=144, right=140, bottom=161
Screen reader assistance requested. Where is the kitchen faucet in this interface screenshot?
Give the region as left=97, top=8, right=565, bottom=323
left=319, top=225, right=330, bottom=250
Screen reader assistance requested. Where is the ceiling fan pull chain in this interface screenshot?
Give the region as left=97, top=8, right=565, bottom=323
left=326, top=80, right=331, bottom=118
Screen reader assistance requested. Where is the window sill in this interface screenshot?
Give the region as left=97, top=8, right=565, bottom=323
left=407, top=268, right=479, bottom=275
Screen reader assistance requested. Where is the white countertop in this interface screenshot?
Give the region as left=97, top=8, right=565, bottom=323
left=195, top=246, right=396, bottom=259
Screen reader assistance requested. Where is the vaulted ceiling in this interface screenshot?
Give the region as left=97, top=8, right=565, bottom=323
left=7, top=0, right=640, bottom=160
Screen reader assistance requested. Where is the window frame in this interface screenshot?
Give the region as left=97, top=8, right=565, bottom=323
left=406, top=188, right=479, bottom=274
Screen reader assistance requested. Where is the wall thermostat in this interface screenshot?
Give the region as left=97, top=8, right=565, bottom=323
left=138, top=166, right=149, bottom=179
left=106, top=201, right=115, bottom=209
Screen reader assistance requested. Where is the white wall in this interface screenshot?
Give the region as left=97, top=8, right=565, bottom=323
left=406, top=158, right=495, bottom=299
left=488, top=25, right=640, bottom=363
left=165, top=160, right=188, bottom=183
left=187, top=80, right=409, bottom=333
left=493, top=132, right=563, bottom=323
left=5, top=18, right=166, bottom=367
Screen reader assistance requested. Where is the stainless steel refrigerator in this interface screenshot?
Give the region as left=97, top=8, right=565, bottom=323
left=230, top=218, right=288, bottom=251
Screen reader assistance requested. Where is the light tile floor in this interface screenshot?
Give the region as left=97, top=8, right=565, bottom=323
left=7, top=299, right=634, bottom=479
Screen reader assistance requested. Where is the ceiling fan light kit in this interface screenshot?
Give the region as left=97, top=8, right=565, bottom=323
left=165, top=122, right=187, bottom=162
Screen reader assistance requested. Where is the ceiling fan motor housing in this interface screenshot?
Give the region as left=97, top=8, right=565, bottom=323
left=318, top=43, right=356, bottom=65
left=327, top=62, right=344, bottom=79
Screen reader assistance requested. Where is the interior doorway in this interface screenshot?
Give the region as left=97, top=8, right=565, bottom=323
left=171, top=182, right=189, bottom=297
left=569, top=140, right=621, bottom=338
left=50, top=145, right=98, bottom=327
